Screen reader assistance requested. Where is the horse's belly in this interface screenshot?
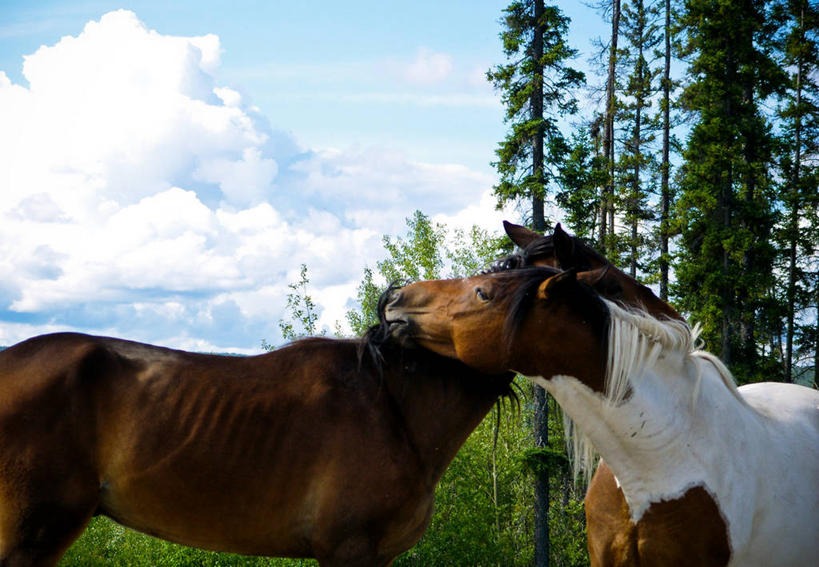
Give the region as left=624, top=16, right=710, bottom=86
left=96, top=461, right=317, bottom=556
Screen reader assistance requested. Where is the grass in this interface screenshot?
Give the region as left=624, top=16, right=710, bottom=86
left=59, top=517, right=317, bottom=567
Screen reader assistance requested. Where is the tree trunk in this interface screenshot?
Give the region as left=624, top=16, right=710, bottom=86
left=600, top=0, right=621, bottom=252
left=660, top=0, right=671, bottom=301
left=629, top=0, right=644, bottom=279
left=532, top=0, right=546, bottom=234
left=533, top=385, right=550, bottom=567
left=785, top=5, right=805, bottom=382
left=531, top=2, right=549, bottom=565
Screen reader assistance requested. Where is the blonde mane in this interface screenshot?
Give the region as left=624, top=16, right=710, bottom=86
left=564, top=300, right=746, bottom=481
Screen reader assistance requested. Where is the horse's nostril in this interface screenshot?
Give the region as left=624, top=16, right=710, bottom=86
left=387, top=290, right=402, bottom=306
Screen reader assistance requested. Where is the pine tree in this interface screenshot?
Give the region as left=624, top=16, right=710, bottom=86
left=675, top=0, right=785, bottom=382
left=488, top=0, right=585, bottom=231
left=556, top=123, right=606, bottom=241
left=658, top=0, right=678, bottom=300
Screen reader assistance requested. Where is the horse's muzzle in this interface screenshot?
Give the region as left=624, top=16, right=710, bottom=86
left=383, top=290, right=411, bottom=337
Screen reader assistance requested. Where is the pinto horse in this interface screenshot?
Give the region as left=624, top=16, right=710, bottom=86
left=501, top=221, right=685, bottom=565
left=0, top=332, right=513, bottom=566
left=383, top=267, right=819, bottom=567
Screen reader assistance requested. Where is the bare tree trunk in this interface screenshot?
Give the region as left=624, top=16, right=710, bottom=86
left=531, top=2, right=549, bottom=566
left=532, top=0, right=546, bottom=234
left=600, top=0, right=621, bottom=253
left=785, top=4, right=805, bottom=382
left=534, top=386, right=550, bottom=567
left=629, top=0, right=644, bottom=279
left=660, top=0, right=672, bottom=300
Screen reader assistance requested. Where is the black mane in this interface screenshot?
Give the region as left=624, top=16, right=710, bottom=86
left=490, top=231, right=610, bottom=273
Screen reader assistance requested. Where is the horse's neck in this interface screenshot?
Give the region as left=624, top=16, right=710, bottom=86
left=538, top=356, right=751, bottom=522
left=385, top=369, right=500, bottom=487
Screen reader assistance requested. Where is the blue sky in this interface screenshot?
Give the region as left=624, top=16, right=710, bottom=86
left=0, top=1, right=609, bottom=351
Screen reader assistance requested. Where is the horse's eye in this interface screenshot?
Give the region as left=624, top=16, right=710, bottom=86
left=476, top=287, right=489, bottom=301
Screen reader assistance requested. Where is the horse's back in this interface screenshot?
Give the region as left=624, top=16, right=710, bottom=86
left=731, top=382, right=819, bottom=566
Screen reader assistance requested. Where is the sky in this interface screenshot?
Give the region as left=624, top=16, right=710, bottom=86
left=0, top=1, right=609, bottom=352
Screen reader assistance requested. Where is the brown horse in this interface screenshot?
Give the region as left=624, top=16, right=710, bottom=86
left=0, top=331, right=512, bottom=566
left=383, top=267, right=819, bottom=567
left=500, top=221, right=682, bottom=566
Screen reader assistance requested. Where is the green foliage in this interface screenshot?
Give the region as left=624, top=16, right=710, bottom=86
left=277, top=264, right=324, bottom=343
left=556, top=125, right=606, bottom=241
left=614, top=0, right=664, bottom=277
left=346, top=211, right=510, bottom=336
left=394, top=379, right=588, bottom=567
left=379, top=210, right=446, bottom=283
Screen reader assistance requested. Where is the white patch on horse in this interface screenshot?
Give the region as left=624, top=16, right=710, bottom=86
left=528, top=300, right=819, bottom=566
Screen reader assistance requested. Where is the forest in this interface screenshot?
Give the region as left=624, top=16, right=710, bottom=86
left=58, top=0, right=817, bottom=565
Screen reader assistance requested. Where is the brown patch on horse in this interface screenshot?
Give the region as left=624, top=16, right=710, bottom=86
left=586, top=463, right=730, bottom=567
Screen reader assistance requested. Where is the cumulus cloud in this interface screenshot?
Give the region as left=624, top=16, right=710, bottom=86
left=0, top=10, right=510, bottom=352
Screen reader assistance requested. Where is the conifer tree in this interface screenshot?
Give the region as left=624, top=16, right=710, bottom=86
left=776, top=0, right=819, bottom=382
left=488, top=0, right=585, bottom=232
left=598, top=0, right=622, bottom=252
left=675, top=0, right=784, bottom=381
left=556, top=123, right=606, bottom=240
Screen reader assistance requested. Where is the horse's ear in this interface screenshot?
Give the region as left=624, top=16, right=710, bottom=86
left=578, top=265, right=623, bottom=299
left=536, top=269, right=577, bottom=300
left=503, top=221, right=541, bottom=247
left=552, top=223, right=576, bottom=268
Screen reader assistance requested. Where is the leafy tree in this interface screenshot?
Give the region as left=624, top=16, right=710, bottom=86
left=346, top=211, right=446, bottom=337
left=346, top=211, right=509, bottom=336
left=276, top=264, right=324, bottom=344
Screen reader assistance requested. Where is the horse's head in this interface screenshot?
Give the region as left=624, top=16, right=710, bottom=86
left=382, top=267, right=609, bottom=389
left=503, top=221, right=681, bottom=321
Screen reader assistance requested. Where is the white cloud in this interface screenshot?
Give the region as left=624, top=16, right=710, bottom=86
left=194, top=147, right=278, bottom=206
left=404, top=47, right=454, bottom=84
left=0, top=10, right=509, bottom=351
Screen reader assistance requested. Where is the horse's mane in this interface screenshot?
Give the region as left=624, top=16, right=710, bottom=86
left=567, top=300, right=748, bottom=480
left=489, top=232, right=609, bottom=273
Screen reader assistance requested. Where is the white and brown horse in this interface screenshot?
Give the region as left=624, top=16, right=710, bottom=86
left=500, top=221, right=685, bottom=565
left=0, top=332, right=513, bottom=566
left=384, top=267, right=819, bottom=567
